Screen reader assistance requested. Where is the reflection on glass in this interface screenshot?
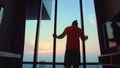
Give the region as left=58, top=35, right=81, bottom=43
left=42, top=0, right=52, bottom=18
left=23, top=20, right=37, bottom=61
left=103, top=20, right=120, bottom=48
left=111, top=21, right=120, bottom=46
left=103, top=21, right=118, bottom=48
left=106, top=22, right=117, bottom=48
left=0, top=6, right=4, bottom=25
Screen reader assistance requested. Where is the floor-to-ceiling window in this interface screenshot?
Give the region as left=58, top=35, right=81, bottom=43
left=82, top=0, right=100, bottom=62
left=56, top=0, right=102, bottom=68
left=23, top=20, right=37, bottom=68
left=37, top=19, right=55, bottom=68
left=23, top=0, right=55, bottom=68
left=56, top=0, right=81, bottom=67
left=82, top=0, right=102, bottom=68
left=23, top=0, right=102, bottom=68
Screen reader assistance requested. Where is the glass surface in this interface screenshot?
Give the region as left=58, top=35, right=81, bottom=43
left=81, top=65, right=102, bottom=68
left=104, top=22, right=117, bottom=48
left=22, top=64, right=33, bottom=68
left=37, top=20, right=54, bottom=62
left=37, top=64, right=52, bottom=68
left=37, top=0, right=55, bottom=62
left=103, top=21, right=120, bottom=48
left=23, top=0, right=101, bottom=65
left=56, top=0, right=100, bottom=63
left=23, top=20, right=37, bottom=61
left=42, top=0, right=52, bottom=17
left=0, top=6, right=4, bottom=25
left=56, top=0, right=81, bottom=62
left=82, top=0, right=100, bottom=62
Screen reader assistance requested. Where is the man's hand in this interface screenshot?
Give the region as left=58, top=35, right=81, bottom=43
left=85, top=35, right=88, bottom=40
left=53, top=34, right=57, bottom=38
left=81, top=35, right=88, bottom=41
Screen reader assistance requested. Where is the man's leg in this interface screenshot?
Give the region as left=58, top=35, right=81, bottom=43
left=73, top=49, right=80, bottom=68
left=64, top=50, right=71, bottom=68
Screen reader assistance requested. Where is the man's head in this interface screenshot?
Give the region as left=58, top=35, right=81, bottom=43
left=72, top=20, right=78, bottom=26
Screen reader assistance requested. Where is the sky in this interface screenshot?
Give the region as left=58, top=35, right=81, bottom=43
left=23, top=0, right=100, bottom=63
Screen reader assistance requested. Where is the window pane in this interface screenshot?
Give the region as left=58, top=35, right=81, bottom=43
left=37, top=20, right=54, bottom=62
left=56, top=0, right=81, bottom=62
left=22, top=64, right=33, bottom=68
left=37, top=64, right=52, bottom=68
left=82, top=0, right=100, bottom=62
left=37, top=0, right=54, bottom=62
left=23, top=20, right=37, bottom=61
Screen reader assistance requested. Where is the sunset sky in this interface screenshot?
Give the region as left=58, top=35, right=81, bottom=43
left=23, top=0, right=100, bottom=63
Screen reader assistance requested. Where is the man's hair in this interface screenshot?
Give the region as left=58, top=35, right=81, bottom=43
left=72, top=20, right=78, bottom=26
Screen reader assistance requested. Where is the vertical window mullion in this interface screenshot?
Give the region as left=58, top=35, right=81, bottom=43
left=33, top=0, right=42, bottom=68
left=79, top=0, right=86, bottom=68
left=53, top=0, right=58, bottom=68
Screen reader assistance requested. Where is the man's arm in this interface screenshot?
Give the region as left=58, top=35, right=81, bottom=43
left=53, top=31, right=66, bottom=39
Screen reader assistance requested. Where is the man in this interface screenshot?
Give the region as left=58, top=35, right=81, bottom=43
left=53, top=20, right=88, bottom=68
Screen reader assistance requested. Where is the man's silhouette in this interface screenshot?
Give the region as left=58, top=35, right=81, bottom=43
left=53, top=20, right=88, bottom=68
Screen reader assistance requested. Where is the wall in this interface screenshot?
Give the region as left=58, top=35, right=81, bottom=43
left=104, top=0, right=120, bottom=20
left=0, top=0, right=27, bottom=68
